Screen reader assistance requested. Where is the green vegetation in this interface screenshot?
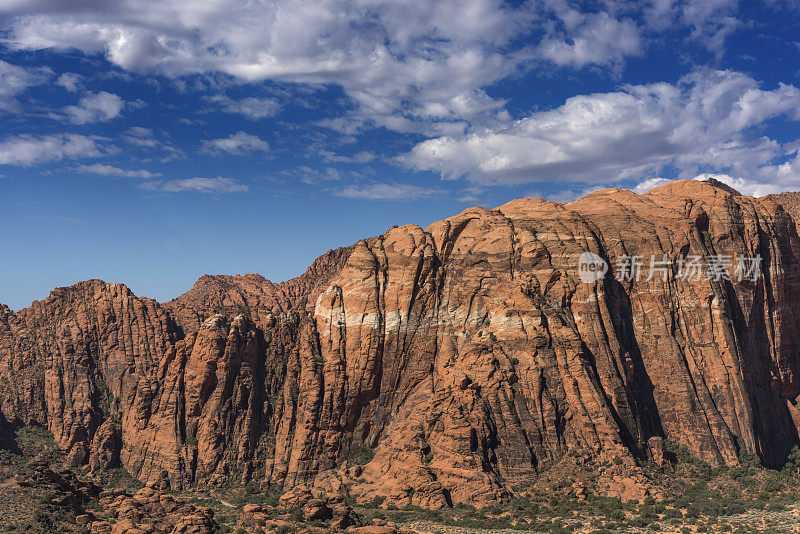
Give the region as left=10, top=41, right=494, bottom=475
left=233, top=481, right=281, bottom=508
left=99, top=466, right=145, bottom=492
left=349, top=444, right=375, bottom=465
left=350, top=441, right=800, bottom=534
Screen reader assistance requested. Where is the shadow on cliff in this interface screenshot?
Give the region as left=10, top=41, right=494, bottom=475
left=0, top=416, right=23, bottom=455
left=601, top=275, right=665, bottom=458
left=715, top=211, right=800, bottom=468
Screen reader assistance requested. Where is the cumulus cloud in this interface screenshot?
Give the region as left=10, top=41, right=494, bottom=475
left=645, top=0, right=739, bottom=58
left=139, top=177, right=249, bottom=193
left=690, top=172, right=784, bottom=197
left=55, top=72, right=81, bottom=92
left=0, top=60, right=50, bottom=111
left=74, top=163, right=161, bottom=178
left=201, top=131, right=269, bottom=155
left=204, top=95, right=281, bottom=119
left=545, top=185, right=605, bottom=203
left=0, top=133, right=106, bottom=165
left=632, top=173, right=788, bottom=198
left=334, top=182, right=444, bottom=201
left=632, top=177, right=672, bottom=194
left=0, top=0, right=663, bottom=133
left=402, top=70, right=800, bottom=193
left=63, top=91, right=125, bottom=123
left=537, top=3, right=642, bottom=68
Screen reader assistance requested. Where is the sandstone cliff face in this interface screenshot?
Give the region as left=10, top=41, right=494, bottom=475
left=766, top=192, right=800, bottom=227
left=2, top=180, right=800, bottom=508
left=165, top=245, right=355, bottom=332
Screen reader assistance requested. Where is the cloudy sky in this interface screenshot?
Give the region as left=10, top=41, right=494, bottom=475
left=1, top=0, right=799, bottom=309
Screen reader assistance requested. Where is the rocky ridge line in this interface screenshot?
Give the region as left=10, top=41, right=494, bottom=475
left=2, top=180, right=800, bottom=508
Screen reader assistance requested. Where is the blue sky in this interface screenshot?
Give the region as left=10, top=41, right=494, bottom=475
left=1, top=0, right=800, bottom=310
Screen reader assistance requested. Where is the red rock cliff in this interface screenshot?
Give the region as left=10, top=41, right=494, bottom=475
left=2, top=180, right=800, bottom=507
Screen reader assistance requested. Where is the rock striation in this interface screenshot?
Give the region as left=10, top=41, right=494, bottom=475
left=165, top=245, right=355, bottom=332
left=766, top=192, right=800, bottom=229
left=2, top=180, right=800, bottom=507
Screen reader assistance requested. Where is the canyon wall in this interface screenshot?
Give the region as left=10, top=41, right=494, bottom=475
left=2, top=180, right=800, bottom=507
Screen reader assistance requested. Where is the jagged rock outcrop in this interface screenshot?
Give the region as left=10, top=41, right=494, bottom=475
left=166, top=245, right=355, bottom=332
left=2, top=180, right=800, bottom=508
left=766, top=192, right=800, bottom=227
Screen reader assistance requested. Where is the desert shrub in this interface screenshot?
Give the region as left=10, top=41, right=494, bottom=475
left=664, top=439, right=694, bottom=463
left=738, top=450, right=761, bottom=470
left=33, top=508, right=56, bottom=530
left=350, top=445, right=375, bottom=465
left=363, top=495, right=386, bottom=509
left=607, top=509, right=626, bottom=521
left=289, top=506, right=304, bottom=522
left=638, top=509, right=659, bottom=523
left=783, top=446, right=800, bottom=476
left=766, top=502, right=787, bottom=512
left=762, top=478, right=782, bottom=493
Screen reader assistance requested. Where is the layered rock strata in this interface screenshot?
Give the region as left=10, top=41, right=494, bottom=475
left=2, top=180, right=800, bottom=507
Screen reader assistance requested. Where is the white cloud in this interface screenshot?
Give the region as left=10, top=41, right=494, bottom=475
left=126, top=126, right=153, bottom=138
left=122, top=129, right=158, bottom=149
left=691, top=172, right=783, bottom=197
left=55, top=72, right=81, bottom=92
left=0, top=60, right=50, bottom=111
left=334, top=182, right=444, bottom=201
left=319, top=150, right=377, bottom=164
left=74, top=163, right=161, bottom=178
left=204, top=95, right=281, bottom=119
left=63, top=91, right=125, bottom=124
left=546, top=185, right=605, bottom=203
left=537, top=3, right=642, bottom=68
left=295, top=166, right=342, bottom=185
left=201, top=131, right=269, bottom=155
left=643, top=0, right=740, bottom=58
left=681, top=0, right=739, bottom=58
left=0, top=133, right=106, bottom=165
left=402, top=70, right=800, bottom=191
left=0, top=0, right=655, bottom=133
left=139, top=177, right=249, bottom=193
left=632, top=177, right=672, bottom=194
left=119, top=126, right=183, bottom=161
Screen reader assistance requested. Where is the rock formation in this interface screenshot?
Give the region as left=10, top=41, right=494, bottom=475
left=2, top=179, right=800, bottom=508
left=11, top=461, right=218, bottom=534
left=165, top=245, right=355, bottom=332
left=766, top=192, right=800, bottom=228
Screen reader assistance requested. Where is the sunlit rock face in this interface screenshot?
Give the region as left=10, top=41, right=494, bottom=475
left=2, top=179, right=800, bottom=507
